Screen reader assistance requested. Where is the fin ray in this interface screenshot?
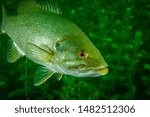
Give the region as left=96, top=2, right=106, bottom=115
left=55, top=73, right=63, bottom=81
left=6, top=0, right=62, bottom=15
left=34, top=66, right=55, bottom=86
left=7, top=40, right=22, bottom=63
left=26, top=43, right=54, bottom=64
left=36, top=0, right=62, bottom=15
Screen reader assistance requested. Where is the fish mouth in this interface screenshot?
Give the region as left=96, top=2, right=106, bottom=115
left=92, top=65, right=109, bottom=75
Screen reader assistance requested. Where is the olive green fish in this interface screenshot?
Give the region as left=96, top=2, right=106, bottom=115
left=1, top=0, right=108, bottom=86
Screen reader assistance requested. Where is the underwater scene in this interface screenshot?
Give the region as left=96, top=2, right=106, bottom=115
left=0, top=0, right=150, bottom=100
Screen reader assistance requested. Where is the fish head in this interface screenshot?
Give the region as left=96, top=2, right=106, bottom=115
left=54, top=35, right=108, bottom=77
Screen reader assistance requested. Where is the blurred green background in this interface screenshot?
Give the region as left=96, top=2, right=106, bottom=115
left=0, top=0, right=150, bottom=100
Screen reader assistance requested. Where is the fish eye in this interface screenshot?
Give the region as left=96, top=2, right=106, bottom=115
left=77, top=50, right=88, bottom=59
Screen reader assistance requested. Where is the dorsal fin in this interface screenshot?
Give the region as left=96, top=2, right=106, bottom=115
left=17, top=0, right=62, bottom=15
left=17, top=0, right=37, bottom=14
left=36, top=0, right=62, bottom=15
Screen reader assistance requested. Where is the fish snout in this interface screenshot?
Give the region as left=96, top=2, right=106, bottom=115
left=92, top=64, right=109, bottom=75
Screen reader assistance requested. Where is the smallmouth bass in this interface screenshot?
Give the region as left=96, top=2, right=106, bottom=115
left=1, top=0, right=108, bottom=86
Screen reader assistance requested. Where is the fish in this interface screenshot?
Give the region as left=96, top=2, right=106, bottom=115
left=1, top=0, right=108, bottom=86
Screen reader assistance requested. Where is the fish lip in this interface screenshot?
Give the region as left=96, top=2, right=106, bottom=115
left=91, top=65, right=108, bottom=70
left=91, top=65, right=109, bottom=75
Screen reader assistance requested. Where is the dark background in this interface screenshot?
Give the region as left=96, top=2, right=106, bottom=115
left=0, top=0, right=150, bottom=99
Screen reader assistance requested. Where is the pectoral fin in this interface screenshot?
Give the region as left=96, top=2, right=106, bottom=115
left=7, top=40, right=22, bottom=63
left=34, top=66, right=55, bottom=86
left=26, top=43, right=54, bottom=64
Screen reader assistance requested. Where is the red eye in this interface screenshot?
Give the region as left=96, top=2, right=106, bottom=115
left=77, top=51, right=88, bottom=59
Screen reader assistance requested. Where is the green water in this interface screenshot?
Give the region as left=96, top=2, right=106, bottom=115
left=0, top=0, right=150, bottom=100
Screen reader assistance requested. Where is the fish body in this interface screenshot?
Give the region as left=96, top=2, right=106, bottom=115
left=1, top=0, right=108, bottom=86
